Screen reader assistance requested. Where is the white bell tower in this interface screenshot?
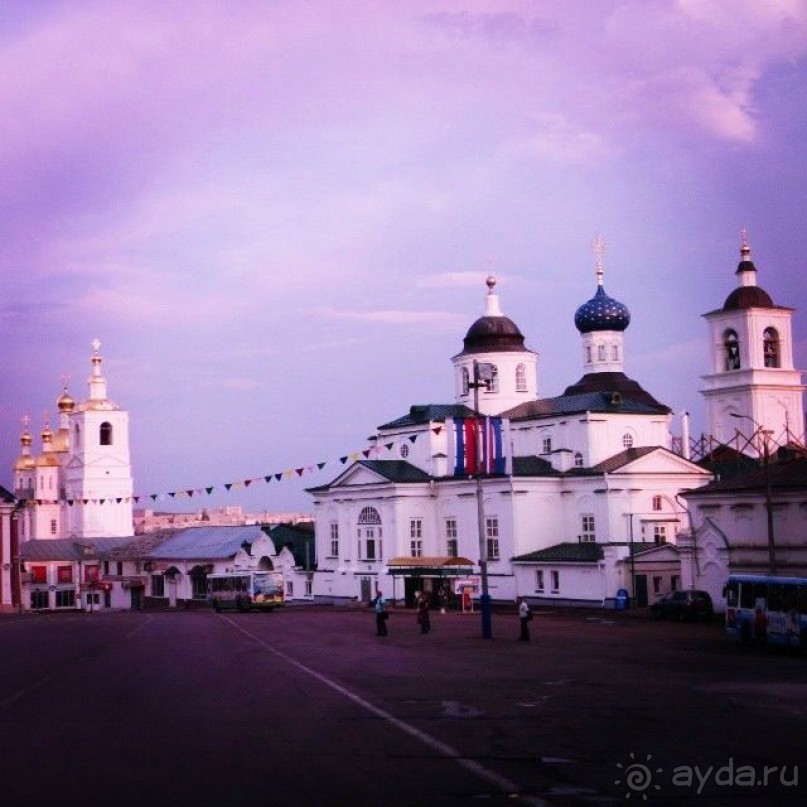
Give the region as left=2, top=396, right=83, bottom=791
left=701, top=236, right=805, bottom=452
left=63, top=340, right=134, bottom=537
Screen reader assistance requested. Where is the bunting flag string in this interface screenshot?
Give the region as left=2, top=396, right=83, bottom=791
left=21, top=422, right=478, bottom=507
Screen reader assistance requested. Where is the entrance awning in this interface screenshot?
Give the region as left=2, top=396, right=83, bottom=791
left=387, top=556, right=475, bottom=577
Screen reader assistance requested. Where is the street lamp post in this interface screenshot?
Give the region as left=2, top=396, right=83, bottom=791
left=469, top=360, right=495, bottom=639
left=730, top=413, right=776, bottom=574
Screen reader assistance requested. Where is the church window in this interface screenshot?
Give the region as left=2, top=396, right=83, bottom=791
left=652, top=495, right=662, bottom=511
left=622, top=433, right=634, bottom=449
left=485, top=517, right=499, bottom=560
left=445, top=519, right=458, bottom=557
left=597, top=344, right=606, bottom=362
left=399, top=443, right=410, bottom=459
left=585, top=345, right=592, bottom=363
left=612, top=344, right=619, bottom=362
left=515, top=363, right=527, bottom=392
left=329, top=522, right=339, bottom=557
left=359, top=507, right=381, bottom=525
left=551, top=570, right=560, bottom=592
left=581, top=514, right=595, bottom=542
left=536, top=570, right=545, bottom=591
left=574, top=452, right=584, bottom=468
left=653, top=524, right=667, bottom=544
left=723, top=330, right=740, bottom=370
left=763, top=327, right=780, bottom=368
left=50, top=519, right=57, bottom=535
left=100, top=421, right=113, bottom=446
left=358, top=507, right=382, bottom=561
left=461, top=367, right=470, bottom=396
left=409, top=519, right=423, bottom=558
left=541, top=436, right=552, bottom=454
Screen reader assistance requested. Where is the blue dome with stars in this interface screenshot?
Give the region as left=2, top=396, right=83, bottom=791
left=574, top=284, right=630, bottom=333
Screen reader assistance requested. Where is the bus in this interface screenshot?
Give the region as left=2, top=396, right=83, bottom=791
left=724, top=574, right=807, bottom=648
left=207, top=571, right=284, bottom=612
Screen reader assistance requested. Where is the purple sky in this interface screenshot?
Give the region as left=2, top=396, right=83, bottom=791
left=3, top=1, right=807, bottom=513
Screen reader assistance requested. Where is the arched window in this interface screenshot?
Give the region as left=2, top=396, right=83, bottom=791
left=585, top=345, right=592, bottom=363
left=99, top=422, right=113, bottom=446
left=515, top=363, right=527, bottom=393
left=611, top=344, right=619, bottom=362
left=597, top=344, right=606, bottom=362
left=574, top=452, right=584, bottom=468
left=358, top=507, right=381, bottom=525
left=724, top=329, right=740, bottom=370
left=357, top=507, right=382, bottom=561
left=461, top=367, right=470, bottom=396
left=622, top=433, right=634, bottom=449
left=763, top=327, right=780, bottom=368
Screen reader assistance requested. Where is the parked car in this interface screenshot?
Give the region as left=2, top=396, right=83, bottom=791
left=650, top=590, right=714, bottom=622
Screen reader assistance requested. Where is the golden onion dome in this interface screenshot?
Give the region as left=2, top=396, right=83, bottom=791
left=57, top=389, right=75, bottom=412
left=21, top=431, right=32, bottom=447
left=41, top=424, right=53, bottom=443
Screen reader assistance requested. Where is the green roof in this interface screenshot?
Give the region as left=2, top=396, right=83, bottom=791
left=512, top=542, right=604, bottom=563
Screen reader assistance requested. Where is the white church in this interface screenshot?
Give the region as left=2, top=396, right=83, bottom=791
left=307, top=239, right=805, bottom=609
left=13, top=339, right=134, bottom=543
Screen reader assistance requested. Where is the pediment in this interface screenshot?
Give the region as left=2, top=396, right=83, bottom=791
left=608, top=448, right=712, bottom=477
left=330, top=463, right=392, bottom=488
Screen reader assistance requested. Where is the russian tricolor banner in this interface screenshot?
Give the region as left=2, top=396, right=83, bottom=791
left=448, top=417, right=510, bottom=476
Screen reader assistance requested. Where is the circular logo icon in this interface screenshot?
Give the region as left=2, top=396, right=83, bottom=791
left=615, top=753, right=663, bottom=800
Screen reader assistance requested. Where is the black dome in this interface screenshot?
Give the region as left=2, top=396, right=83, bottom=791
left=460, top=315, right=526, bottom=354
left=723, top=285, right=774, bottom=310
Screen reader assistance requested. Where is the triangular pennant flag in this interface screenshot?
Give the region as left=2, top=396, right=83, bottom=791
left=362, top=449, right=371, bottom=458
left=168, top=492, right=176, bottom=498
left=225, top=483, right=233, bottom=491
left=432, top=426, right=442, bottom=434
left=409, top=435, right=417, bottom=443
left=116, top=498, right=123, bottom=504
left=284, top=470, right=294, bottom=478
left=349, top=453, right=359, bottom=461
left=67, top=500, right=74, bottom=507
left=264, top=476, right=272, bottom=483
left=317, top=462, right=326, bottom=470
left=150, top=494, right=158, bottom=501
left=206, top=487, right=214, bottom=495
left=99, top=499, right=106, bottom=505
left=83, top=499, right=90, bottom=505
left=186, top=490, right=194, bottom=497
left=340, top=456, right=348, bottom=464
left=133, top=496, right=140, bottom=503
left=385, top=443, right=394, bottom=451
left=295, top=468, right=304, bottom=476
left=274, top=473, right=282, bottom=481
left=244, top=479, right=252, bottom=487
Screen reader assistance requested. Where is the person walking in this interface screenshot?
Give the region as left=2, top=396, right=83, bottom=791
left=518, top=597, right=532, bottom=641
left=373, top=589, right=389, bottom=636
left=417, top=592, right=431, bottom=634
